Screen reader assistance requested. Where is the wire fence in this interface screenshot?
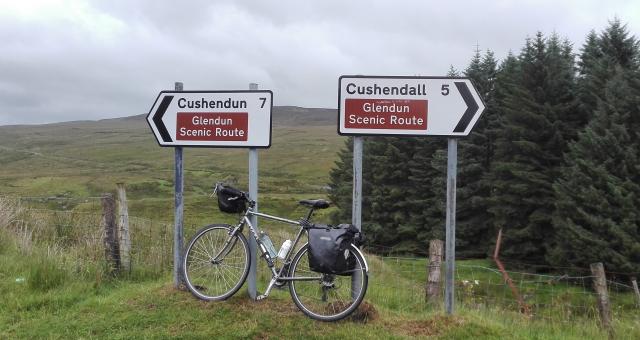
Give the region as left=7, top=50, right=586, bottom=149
left=3, top=198, right=173, bottom=277
left=364, top=254, right=640, bottom=325
left=2, top=198, right=639, bottom=326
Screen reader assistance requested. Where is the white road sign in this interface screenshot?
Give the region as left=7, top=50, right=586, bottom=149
left=338, top=76, right=485, bottom=136
left=147, top=90, right=273, bottom=148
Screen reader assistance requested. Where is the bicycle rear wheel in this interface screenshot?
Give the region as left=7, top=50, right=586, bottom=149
left=288, top=243, right=368, bottom=321
left=183, top=224, right=250, bottom=301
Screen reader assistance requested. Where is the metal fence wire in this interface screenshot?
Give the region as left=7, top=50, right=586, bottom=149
left=4, top=200, right=173, bottom=276
left=2, top=200, right=639, bottom=325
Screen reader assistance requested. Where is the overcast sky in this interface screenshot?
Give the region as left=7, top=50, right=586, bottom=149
left=1, top=0, right=639, bottom=125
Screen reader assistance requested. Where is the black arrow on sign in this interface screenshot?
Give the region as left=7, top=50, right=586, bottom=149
left=452, top=82, right=479, bottom=133
left=153, top=95, right=173, bottom=143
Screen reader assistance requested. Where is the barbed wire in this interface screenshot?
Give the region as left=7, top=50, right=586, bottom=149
left=3, top=204, right=639, bottom=325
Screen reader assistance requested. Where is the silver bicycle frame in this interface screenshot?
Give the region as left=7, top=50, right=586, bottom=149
left=238, top=206, right=333, bottom=299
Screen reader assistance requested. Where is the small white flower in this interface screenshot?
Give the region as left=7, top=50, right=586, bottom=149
left=462, top=280, right=469, bottom=285
left=474, top=280, right=480, bottom=285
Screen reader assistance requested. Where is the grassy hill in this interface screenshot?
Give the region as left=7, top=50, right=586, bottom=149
left=2, top=108, right=639, bottom=339
left=0, top=106, right=342, bottom=224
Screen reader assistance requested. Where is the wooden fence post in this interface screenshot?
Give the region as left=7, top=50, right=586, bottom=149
left=631, top=277, right=640, bottom=308
left=590, top=262, right=612, bottom=336
left=426, top=239, right=443, bottom=305
left=116, top=183, right=131, bottom=274
left=102, top=193, right=120, bottom=275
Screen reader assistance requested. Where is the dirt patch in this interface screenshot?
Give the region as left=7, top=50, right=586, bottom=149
left=386, top=315, right=466, bottom=337
left=347, top=301, right=378, bottom=323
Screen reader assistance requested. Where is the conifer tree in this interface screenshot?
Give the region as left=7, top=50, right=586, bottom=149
left=328, top=137, right=355, bottom=224
left=577, top=20, right=639, bottom=123
left=549, top=71, right=640, bottom=273
left=404, top=137, right=447, bottom=252
left=489, top=32, right=576, bottom=264
left=549, top=21, right=640, bottom=273
left=367, top=137, right=418, bottom=252
left=456, top=50, right=499, bottom=257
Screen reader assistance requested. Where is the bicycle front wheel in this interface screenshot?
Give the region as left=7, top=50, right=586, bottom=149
left=288, top=243, right=368, bottom=321
left=183, top=224, right=250, bottom=301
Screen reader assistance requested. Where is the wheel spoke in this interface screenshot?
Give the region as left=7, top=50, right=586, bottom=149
left=289, top=244, right=368, bottom=321
left=184, top=226, right=249, bottom=301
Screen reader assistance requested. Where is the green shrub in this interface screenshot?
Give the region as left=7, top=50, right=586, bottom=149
left=28, top=256, right=68, bottom=291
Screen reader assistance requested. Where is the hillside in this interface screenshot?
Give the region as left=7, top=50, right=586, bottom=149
left=0, top=106, right=343, bottom=223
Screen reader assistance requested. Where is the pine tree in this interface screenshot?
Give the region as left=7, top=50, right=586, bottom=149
left=577, top=20, right=640, bottom=123
left=405, top=137, right=447, bottom=253
left=549, top=21, right=640, bottom=273
left=489, top=32, right=576, bottom=264
left=456, top=50, right=499, bottom=257
left=367, top=137, right=419, bottom=252
left=328, top=137, right=354, bottom=224
left=486, top=52, right=520, bottom=233
left=549, top=70, right=640, bottom=273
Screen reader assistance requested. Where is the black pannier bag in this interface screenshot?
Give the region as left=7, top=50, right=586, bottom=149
left=216, top=185, right=246, bottom=213
left=307, top=224, right=363, bottom=276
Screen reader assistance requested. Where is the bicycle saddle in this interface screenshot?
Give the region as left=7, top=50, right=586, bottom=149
left=299, top=199, right=330, bottom=209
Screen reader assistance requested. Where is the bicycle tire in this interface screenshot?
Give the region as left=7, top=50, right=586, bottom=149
left=288, top=243, right=368, bottom=321
left=183, top=224, right=250, bottom=301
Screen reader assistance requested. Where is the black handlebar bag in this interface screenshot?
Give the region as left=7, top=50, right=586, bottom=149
left=216, top=185, right=246, bottom=213
left=307, top=224, right=363, bottom=276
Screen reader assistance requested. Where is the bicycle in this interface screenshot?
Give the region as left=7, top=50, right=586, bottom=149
left=182, top=183, right=369, bottom=321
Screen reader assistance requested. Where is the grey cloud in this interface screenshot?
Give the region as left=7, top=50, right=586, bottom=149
left=0, top=0, right=638, bottom=125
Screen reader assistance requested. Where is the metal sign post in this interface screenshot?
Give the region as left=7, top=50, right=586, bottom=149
left=146, top=83, right=273, bottom=292
left=445, top=138, right=457, bottom=314
left=352, top=137, right=363, bottom=231
left=338, top=75, right=484, bottom=314
left=351, top=136, right=363, bottom=298
left=173, top=81, right=184, bottom=289
left=248, top=82, right=259, bottom=300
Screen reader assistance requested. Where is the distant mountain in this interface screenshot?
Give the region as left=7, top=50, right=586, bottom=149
left=0, top=105, right=344, bottom=199
left=0, top=106, right=337, bottom=129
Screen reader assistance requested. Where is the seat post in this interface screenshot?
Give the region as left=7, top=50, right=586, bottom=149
left=305, top=208, right=315, bottom=221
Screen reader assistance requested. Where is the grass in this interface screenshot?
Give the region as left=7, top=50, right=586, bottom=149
left=0, top=119, right=344, bottom=211
left=1, top=270, right=634, bottom=339
left=2, top=116, right=640, bottom=338
left=1, top=212, right=638, bottom=339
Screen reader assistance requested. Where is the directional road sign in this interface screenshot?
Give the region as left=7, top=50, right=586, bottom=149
left=147, top=90, right=273, bottom=148
left=338, top=76, right=485, bottom=136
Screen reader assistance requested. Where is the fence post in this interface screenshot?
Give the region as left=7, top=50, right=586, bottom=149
left=101, top=193, right=120, bottom=275
left=426, top=239, right=443, bottom=305
left=116, top=183, right=131, bottom=274
left=631, top=277, right=640, bottom=308
left=590, top=262, right=612, bottom=336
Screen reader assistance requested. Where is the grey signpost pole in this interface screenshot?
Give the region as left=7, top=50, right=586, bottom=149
left=352, top=137, right=363, bottom=231
left=147, top=84, right=272, bottom=292
left=173, top=81, right=184, bottom=289
left=338, top=76, right=483, bottom=314
left=351, top=136, right=363, bottom=298
left=247, top=82, right=259, bottom=300
left=444, top=137, right=458, bottom=314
